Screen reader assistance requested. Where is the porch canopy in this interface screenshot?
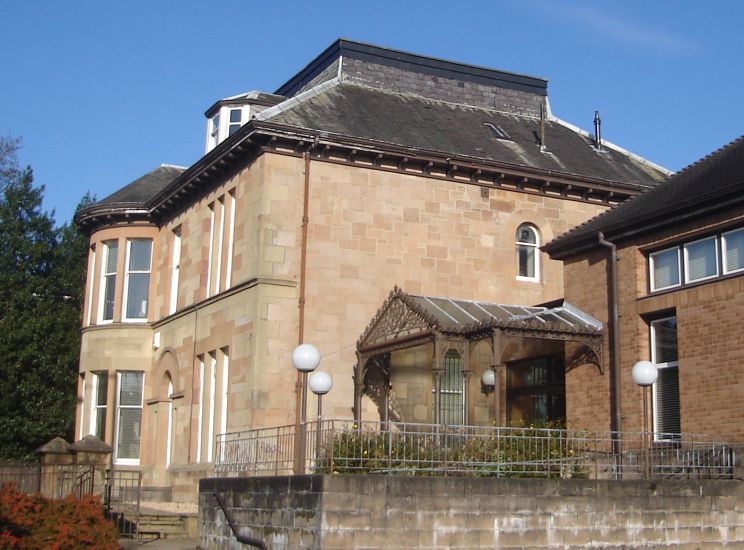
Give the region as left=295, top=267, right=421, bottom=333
left=353, top=287, right=603, bottom=425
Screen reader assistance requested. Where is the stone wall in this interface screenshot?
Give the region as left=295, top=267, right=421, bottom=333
left=199, top=475, right=744, bottom=549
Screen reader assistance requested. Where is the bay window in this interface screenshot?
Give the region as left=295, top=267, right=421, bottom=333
left=123, top=239, right=152, bottom=321
left=98, top=240, right=118, bottom=322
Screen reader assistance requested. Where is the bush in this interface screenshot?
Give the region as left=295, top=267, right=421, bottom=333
left=315, top=423, right=587, bottom=478
left=0, top=483, right=119, bottom=549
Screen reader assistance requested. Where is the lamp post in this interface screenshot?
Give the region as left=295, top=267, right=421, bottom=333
left=292, top=344, right=320, bottom=474
left=309, top=371, right=333, bottom=462
left=632, top=360, right=658, bottom=479
left=481, top=368, right=497, bottom=424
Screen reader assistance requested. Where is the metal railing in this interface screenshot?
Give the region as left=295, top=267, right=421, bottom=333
left=0, top=462, right=99, bottom=498
left=215, top=420, right=738, bottom=480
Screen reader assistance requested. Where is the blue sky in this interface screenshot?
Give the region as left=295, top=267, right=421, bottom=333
left=1, top=1, right=743, bottom=225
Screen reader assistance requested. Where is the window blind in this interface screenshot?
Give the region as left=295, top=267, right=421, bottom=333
left=652, top=248, right=679, bottom=289
left=724, top=229, right=744, bottom=273
left=685, top=238, right=717, bottom=281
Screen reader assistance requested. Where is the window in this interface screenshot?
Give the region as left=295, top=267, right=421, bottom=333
left=650, top=247, right=680, bottom=291
left=516, top=224, right=539, bottom=281
left=722, top=228, right=744, bottom=274
left=684, top=237, right=718, bottom=283
left=651, top=317, right=680, bottom=440
left=166, top=379, right=173, bottom=468
left=90, top=372, right=108, bottom=440
left=228, top=109, right=241, bottom=136
left=207, top=352, right=217, bottom=462
left=115, top=372, right=144, bottom=464
left=196, top=355, right=205, bottom=462
left=98, top=240, right=118, bottom=322
left=437, top=350, right=464, bottom=426
left=85, top=246, right=96, bottom=326
left=209, top=114, right=220, bottom=149
left=78, top=375, right=86, bottom=440
left=169, top=228, right=181, bottom=315
left=506, top=354, right=565, bottom=425
left=225, top=191, right=236, bottom=290
left=123, top=239, right=152, bottom=321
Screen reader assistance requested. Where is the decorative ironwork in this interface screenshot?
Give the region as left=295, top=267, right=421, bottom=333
left=357, top=288, right=431, bottom=350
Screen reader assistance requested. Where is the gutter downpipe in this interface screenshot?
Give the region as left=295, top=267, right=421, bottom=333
left=598, top=232, right=623, bottom=476
left=294, top=139, right=319, bottom=474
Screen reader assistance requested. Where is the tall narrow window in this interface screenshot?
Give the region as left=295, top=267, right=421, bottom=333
left=166, top=379, right=173, bottom=468
left=206, top=205, right=215, bottom=298
left=225, top=191, right=236, bottom=289
left=220, top=349, right=229, bottom=447
left=78, top=375, right=86, bottom=440
left=516, top=224, right=539, bottom=281
left=209, top=114, right=220, bottom=149
left=85, top=246, right=96, bottom=326
left=123, top=239, right=152, bottom=321
left=196, top=355, right=204, bottom=462
left=115, top=372, right=144, bottom=464
left=90, top=372, right=108, bottom=439
left=438, top=350, right=464, bottom=426
left=651, top=317, right=680, bottom=440
left=169, top=228, right=181, bottom=315
left=98, top=240, right=118, bottom=322
left=207, top=352, right=217, bottom=462
left=214, top=197, right=225, bottom=296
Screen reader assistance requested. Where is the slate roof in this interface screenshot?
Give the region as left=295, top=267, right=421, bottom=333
left=544, top=134, right=744, bottom=259
left=265, top=82, right=666, bottom=188
left=95, top=164, right=185, bottom=207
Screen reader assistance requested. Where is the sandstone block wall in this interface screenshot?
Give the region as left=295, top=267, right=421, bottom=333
left=200, top=475, right=744, bottom=549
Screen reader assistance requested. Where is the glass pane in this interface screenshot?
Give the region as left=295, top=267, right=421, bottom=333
left=651, top=248, right=679, bottom=289
left=126, top=273, right=150, bottom=318
left=685, top=238, right=717, bottom=281
left=518, top=246, right=535, bottom=278
left=95, top=373, right=108, bottom=406
left=228, top=124, right=240, bottom=136
left=439, top=351, right=463, bottom=425
left=724, top=229, right=744, bottom=272
left=117, top=408, right=142, bottom=459
left=103, top=274, right=116, bottom=320
left=128, top=240, right=152, bottom=271
left=211, top=115, right=220, bottom=134
left=105, top=241, right=118, bottom=273
left=656, top=366, right=680, bottom=435
left=94, top=408, right=106, bottom=439
left=119, top=372, right=143, bottom=406
left=517, top=225, right=536, bottom=244
left=652, top=318, right=678, bottom=364
left=229, top=109, right=241, bottom=123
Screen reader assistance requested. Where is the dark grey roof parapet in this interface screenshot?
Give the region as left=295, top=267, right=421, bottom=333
left=275, top=38, right=548, bottom=98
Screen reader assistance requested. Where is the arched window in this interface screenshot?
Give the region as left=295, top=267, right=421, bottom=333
left=516, top=224, right=540, bottom=281
left=437, top=350, right=464, bottom=426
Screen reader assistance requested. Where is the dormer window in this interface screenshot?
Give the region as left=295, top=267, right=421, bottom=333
left=228, top=109, right=242, bottom=136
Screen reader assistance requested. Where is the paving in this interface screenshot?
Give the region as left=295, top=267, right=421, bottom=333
left=118, top=538, right=200, bottom=549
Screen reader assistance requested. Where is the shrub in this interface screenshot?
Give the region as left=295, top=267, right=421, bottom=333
left=0, top=483, right=120, bottom=549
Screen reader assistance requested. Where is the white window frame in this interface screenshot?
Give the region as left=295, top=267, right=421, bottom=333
left=98, top=240, right=118, bottom=323
left=209, top=113, right=221, bottom=150
left=225, top=191, right=236, bottom=289
left=196, top=355, right=204, bottom=462
left=650, top=316, right=680, bottom=441
left=219, top=349, right=229, bottom=460
left=169, top=228, right=181, bottom=315
left=114, top=371, right=144, bottom=466
left=89, top=371, right=108, bottom=439
left=214, top=197, right=225, bottom=296
left=206, top=205, right=215, bottom=298
left=166, top=380, right=173, bottom=468
left=79, top=374, right=86, bottom=440
left=207, top=352, right=217, bottom=462
left=516, top=224, right=540, bottom=282
left=228, top=108, right=242, bottom=136
left=722, top=228, right=744, bottom=275
left=85, top=246, right=96, bottom=326
left=649, top=246, right=681, bottom=292
left=683, top=236, right=719, bottom=284
left=122, top=239, right=152, bottom=322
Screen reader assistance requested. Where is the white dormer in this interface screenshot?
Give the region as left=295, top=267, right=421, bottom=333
left=204, top=91, right=286, bottom=153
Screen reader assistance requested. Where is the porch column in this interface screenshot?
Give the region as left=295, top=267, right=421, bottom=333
left=353, top=352, right=365, bottom=422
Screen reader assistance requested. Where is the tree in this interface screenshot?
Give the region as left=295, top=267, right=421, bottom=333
left=0, top=137, right=90, bottom=460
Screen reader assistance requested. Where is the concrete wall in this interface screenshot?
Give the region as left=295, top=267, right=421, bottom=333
left=199, top=475, right=744, bottom=549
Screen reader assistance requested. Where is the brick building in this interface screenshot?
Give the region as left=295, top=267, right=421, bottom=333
left=73, top=40, right=666, bottom=500
left=545, top=134, right=744, bottom=440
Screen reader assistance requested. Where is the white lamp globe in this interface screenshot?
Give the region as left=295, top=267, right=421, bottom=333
left=632, top=361, right=658, bottom=387
left=481, top=369, right=495, bottom=386
left=309, top=371, right=333, bottom=395
left=292, top=344, right=321, bottom=373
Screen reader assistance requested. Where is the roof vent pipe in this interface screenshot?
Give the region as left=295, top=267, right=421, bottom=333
left=594, top=111, right=602, bottom=150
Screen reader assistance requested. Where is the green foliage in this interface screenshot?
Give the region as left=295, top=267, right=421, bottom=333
left=316, top=423, right=586, bottom=478
left=0, top=482, right=119, bottom=549
left=0, top=137, right=92, bottom=460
